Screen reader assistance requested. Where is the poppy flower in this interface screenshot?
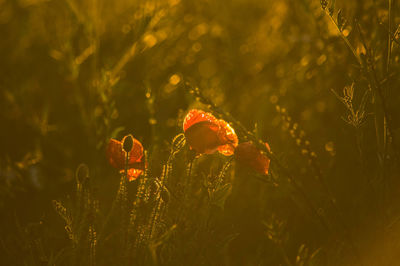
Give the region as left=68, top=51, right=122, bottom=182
left=183, top=109, right=238, bottom=155
left=106, top=134, right=144, bottom=181
left=234, top=141, right=271, bottom=175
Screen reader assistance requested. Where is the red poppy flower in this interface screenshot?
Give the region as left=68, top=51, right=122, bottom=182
left=183, top=109, right=238, bottom=155
left=106, top=135, right=144, bottom=181
left=234, top=141, right=271, bottom=175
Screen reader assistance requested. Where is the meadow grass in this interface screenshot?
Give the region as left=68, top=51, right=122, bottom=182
left=1, top=0, right=400, bottom=265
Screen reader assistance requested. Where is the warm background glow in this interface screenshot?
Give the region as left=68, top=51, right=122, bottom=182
left=0, top=0, right=399, bottom=265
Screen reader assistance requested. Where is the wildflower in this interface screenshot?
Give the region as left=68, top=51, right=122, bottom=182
left=106, top=134, right=144, bottom=181
left=183, top=109, right=238, bottom=155
left=234, top=141, right=271, bottom=175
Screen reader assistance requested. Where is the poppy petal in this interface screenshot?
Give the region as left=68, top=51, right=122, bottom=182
left=183, top=109, right=238, bottom=156
left=217, top=119, right=238, bottom=156
left=184, top=121, right=220, bottom=154
left=183, top=109, right=219, bottom=132
left=106, top=139, right=125, bottom=169
left=235, top=141, right=271, bottom=175
left=106, top=136, right=144, bottom=170
left=127, top=137, right=144, bottom=165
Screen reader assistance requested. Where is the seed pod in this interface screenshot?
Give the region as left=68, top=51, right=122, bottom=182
left=123, top=134, right=134, bottom=153
left=76, top=163, right=90, bottom=184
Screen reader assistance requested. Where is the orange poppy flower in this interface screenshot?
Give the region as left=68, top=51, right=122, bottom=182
left=234, top=141, right=271, bottom=175
left=106, top=134, right=144, bottom=181
left=183, top=109, right=238, bottom=155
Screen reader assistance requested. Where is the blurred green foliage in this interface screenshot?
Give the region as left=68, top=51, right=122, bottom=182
left=1, top=0, right=400, bottom=265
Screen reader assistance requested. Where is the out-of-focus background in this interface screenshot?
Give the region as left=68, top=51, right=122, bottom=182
left=1, top=0, right=400, bottom=265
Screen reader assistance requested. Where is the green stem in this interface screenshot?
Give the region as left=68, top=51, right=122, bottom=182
left=387, top=0, right=392, bottom=73
left=323, top=10, right=362, bottom=66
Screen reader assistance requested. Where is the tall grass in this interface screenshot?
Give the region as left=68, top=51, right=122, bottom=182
left=0, top=0, right=400, bottom=265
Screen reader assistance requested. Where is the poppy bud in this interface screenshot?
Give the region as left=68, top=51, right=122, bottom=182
left=123, top=134, right=134, bottom=154
left=75, top=163, right=89, bottom=184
